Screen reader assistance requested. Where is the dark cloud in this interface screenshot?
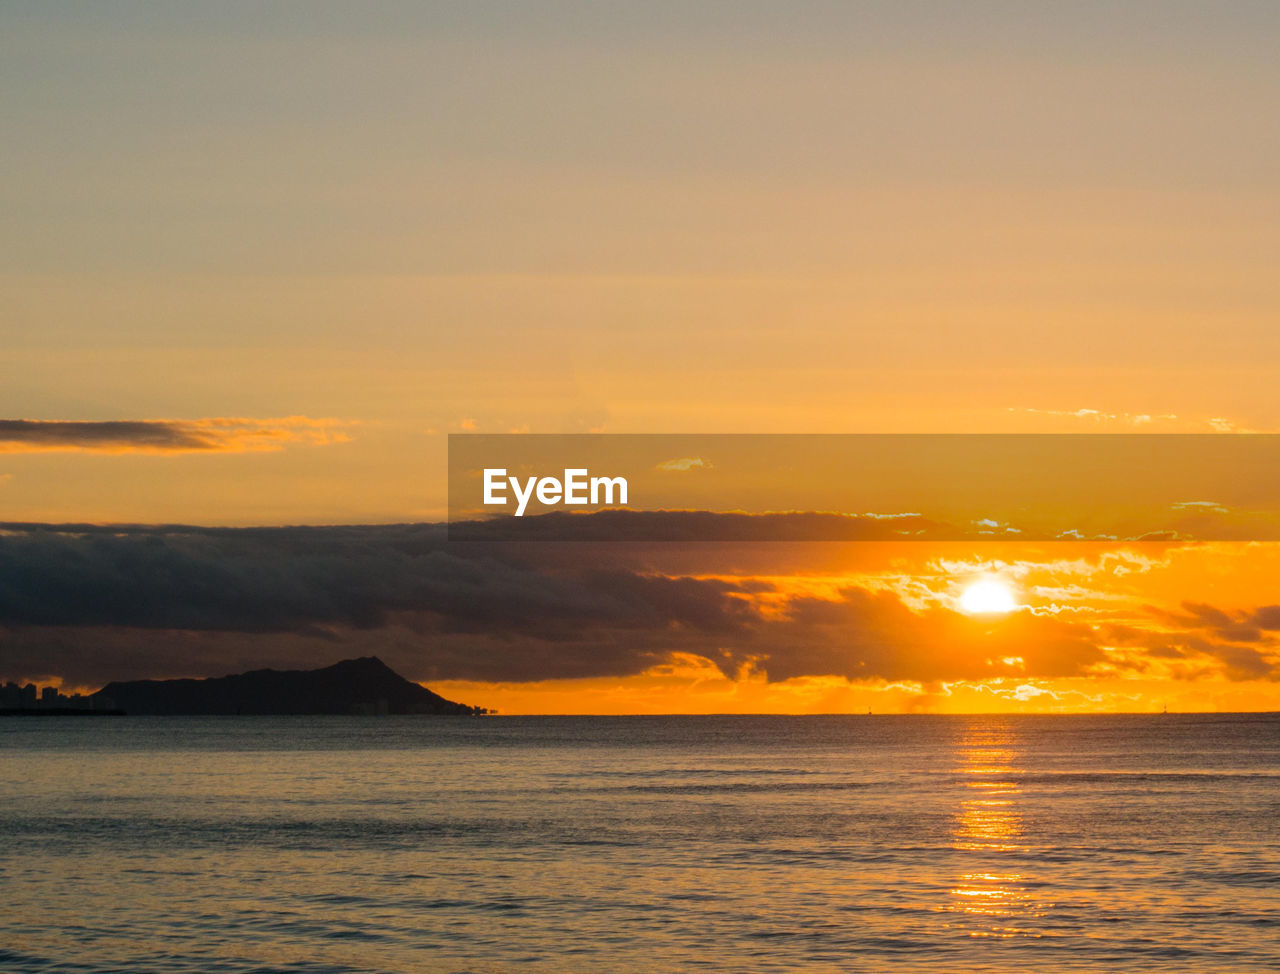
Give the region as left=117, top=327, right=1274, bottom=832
left=0, top=417, right=346, bottom=453
left=1152, top=601, right=1268, bottom=643
left=0, top=522, right=753, bottom=634
left=739, top=587, right=1107, bottom=684
left=1210, top=645, right=1275, bottom=680
left=1248, top=605, right=1280, bottom=630
left=0, top=522, right=759, bottom=685
left=1136, top=602, right=1280, bottom=680
left=449, top=509, right=955, bottom=541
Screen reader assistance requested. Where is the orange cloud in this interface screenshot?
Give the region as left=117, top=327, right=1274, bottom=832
left=0, top=417, right=352, bottom=454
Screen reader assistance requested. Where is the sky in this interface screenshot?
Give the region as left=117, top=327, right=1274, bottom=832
left=2, top=2, right=1279, bottom=711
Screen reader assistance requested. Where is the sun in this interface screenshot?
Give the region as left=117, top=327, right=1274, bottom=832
left=959, top=578, right=1017, bottom=615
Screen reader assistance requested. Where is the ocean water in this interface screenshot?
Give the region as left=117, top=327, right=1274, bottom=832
left=1, top=714, right=1277, bottom=973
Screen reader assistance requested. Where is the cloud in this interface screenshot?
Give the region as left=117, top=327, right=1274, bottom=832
left=1012, top=408, right=1274, bottom=433
left=1206, top=417, right=1266, bottom=434
left=1249, top=606, right=1280, bottom=630
left=744, top=586, right=1107, bottom=684
left=1171, top=501, right=1230, bottom=514
left=450, top=509, right=952, bottom=541
left=0, top=417, right=350, bottom=454
left=451, top=505, right=1280, bottom=544
left=656, top=457, right=713, bottom=472
left=1128, top=601, right=1280, bottom=680
left=1012, top=683, right=1058, bottom=701
left=0, top=522, right=740, bottom=634
left=1014, top=407, right=1180, bottom=427
left=1151, top=601, right=1267, bottom=643
left=0, top=522, right=761, bottom=685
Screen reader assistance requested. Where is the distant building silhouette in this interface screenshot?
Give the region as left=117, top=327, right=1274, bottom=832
left=0, top=679, right=120, bottom=714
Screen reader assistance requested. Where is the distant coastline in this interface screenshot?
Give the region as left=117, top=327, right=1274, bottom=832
left=0, top=707, right=125, bottom=716
left=3, top=657, right=489, bottom=718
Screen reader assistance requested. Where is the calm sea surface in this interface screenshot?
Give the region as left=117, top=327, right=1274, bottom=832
left=1, top=714, right=1277, bottom=973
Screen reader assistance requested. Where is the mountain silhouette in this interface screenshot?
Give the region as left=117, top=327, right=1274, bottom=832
left=92, top=657, right=486, bottom=716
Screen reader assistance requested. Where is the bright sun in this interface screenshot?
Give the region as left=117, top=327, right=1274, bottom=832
left=959, top=579, right=1017, bottom=615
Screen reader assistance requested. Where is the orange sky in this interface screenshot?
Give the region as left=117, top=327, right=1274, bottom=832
left=429, top=540, right=1280, bottom=714
left=2, top=4, right=1278, bottom=712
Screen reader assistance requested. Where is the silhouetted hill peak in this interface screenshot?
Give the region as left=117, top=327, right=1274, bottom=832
left=93, top=657, right=486, bottom=716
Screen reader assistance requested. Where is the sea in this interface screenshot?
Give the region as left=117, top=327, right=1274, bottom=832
left=1, top=714, right=1277, bottom=973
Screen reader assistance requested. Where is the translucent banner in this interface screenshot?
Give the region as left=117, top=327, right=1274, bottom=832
left=448, top=434, right=1280, bottom=541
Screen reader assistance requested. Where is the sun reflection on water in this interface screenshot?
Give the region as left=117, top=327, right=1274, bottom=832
left=943, top=722, right=1049, bottom=940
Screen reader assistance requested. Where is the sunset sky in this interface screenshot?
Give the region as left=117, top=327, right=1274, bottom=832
left=3, top=2, right=1279, bottom=712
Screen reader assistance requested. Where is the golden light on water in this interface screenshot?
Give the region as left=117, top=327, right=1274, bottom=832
left=954, top=777, right=1021, bottom=854
left=944, top=723, right=1049, bottom=940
